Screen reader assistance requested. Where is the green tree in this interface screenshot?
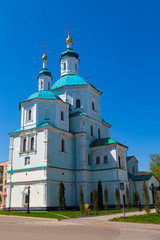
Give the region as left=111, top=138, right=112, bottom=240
left=104, top=186, right=109, bottom=210
left=79, top=185, right=84, bottom=214
left=58, top=180, right=66, bottom=210
left=126, top=185, right=131, bottom=209
left=98, top=180, right=103, bottom=210
left=133, top=191, right=140, bottom=207
left=154, top=190, right=160, bottom=214
left=149, top=154, right=160, bottom=181
left=143, top=179, right=150, bottom=214
left=93, top=188, right=99, bottom=214
left=115, top=187, right=121, bottom=210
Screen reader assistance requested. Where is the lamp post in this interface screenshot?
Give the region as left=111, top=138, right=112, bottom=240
left=27, top=186, right=30, bottom=214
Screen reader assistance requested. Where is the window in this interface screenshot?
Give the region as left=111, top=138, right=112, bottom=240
left=61, top=111, right=64, bottom=121
left=104, top=155, right=108, bottom=164
left=28, top=110, right=32, bottom=121
left=41, top=81, right=43, bottom=89
left=90, top=125, right=93, bottom=136
left=75, top=64, right=77, bottom=71
left=98, top=128, right=101, bottom=139
left=64, top=62, right=66, bottom=70
left=132, top=166, right=135, bottom=174
left=24, top=194, right=29, bottom=204
left=118, top=155, right=121, bottom=169
left=48, top=82, right=50, bottom=90
left=23, top=139, right=27, bottom=152
left=90, top=192, right=93, bottom=204
left=88, top=154, right=91, bottom=165
left=76, top=99, right=81, bottom=108
left=92, top=102, right=95, bottom=111
left=30, top=137, right=34, bottom=151
left=25, top=157, right=30, bottom=165
left=61, top=139, right=65, bottom=152
left=96, top=156, right=100, bottom=164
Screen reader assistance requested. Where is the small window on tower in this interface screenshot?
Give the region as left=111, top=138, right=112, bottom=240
left=23, top=139, right=27, bottom=152
left=96, top=156, right=100, bottom=164
left=48, top=82, right=50, bottom=90
left=30, top=137, right=34, bottom=151
left=98, top=128, right=101, bottom=139
left=41, top=81, right=43, bottom=90
left=61, top=139, right=65, bottom=152
left=92, top=102, right=95, bottom=111
left=90, top=125, right=93, bottom=136
left=28, top=110, right=32, bottom=121
left=76, top=99, right=81, bottom=108
left=132, top=166, right=135, bottom=174
left=64, top=62, right=66, bottom=70
left=61, top=111, right=64, bottom=121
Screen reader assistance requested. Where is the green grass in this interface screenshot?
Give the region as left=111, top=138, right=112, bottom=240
left=110, top=213, right=160, bottom=224
left=0, top=208, right=138, bottom=220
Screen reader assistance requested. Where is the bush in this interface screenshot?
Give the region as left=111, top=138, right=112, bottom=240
left=115, top=188, right=121, bottom=210
left=154, top=190, right=160, bottom=214
left=126, top=185, right=131, bottom=209
left=143, top=179, right=150, bottom=214
left=104, top=186, right=109, bottom=210
left=79, top=185, right=84, bottom=214
left=93, top=188, right=99, bottom=214
left=98, top=180, right=103, bottom=210
left=133, top=191, right=139, bottom=207
left=58, top=180, right=66, bottom=210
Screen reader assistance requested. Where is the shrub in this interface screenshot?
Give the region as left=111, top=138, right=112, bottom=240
left=93, top=188, right=99, bottom=214
left=98, top=180, right=103, bottom=210
left=143, top=179, right=150, bottom=214
left=79, top=185, right=84, bottom=214
left=115, top=187, right=120, bottom=210
left=126, top=185, right=131, bottom=209
left=154, top=190, right=160, bottom=214
left=104, top=186, right=109, bottom=210
left=58, top=180, right=66, bottom=210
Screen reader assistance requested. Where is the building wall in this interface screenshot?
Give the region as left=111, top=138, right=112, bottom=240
left=0, top=161, right=9, bottom=207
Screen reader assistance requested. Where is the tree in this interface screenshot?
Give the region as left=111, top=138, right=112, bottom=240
left=93, top=188, right=99, bottom=214
left=98, top=180, right=103, bottom=210
left=143, top=179, right=150, bottom=214
left=149, top=154, right=160, bottom=181
left=133, top=191, right=140, bottom=207
left=154, top=190, right=160, bottom=214
left=79, top=185, right=84, bottom=214
left=126, top=185, right=131, bottom=209
left=115, top=187, right=121, bottom=210
left=58, top=180, right=66, bottom=210
left=104, top=186, right=109, bottom=210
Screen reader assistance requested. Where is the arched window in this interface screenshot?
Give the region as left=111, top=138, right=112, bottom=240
left=41, top=81, right=43, bottom=90
left=96, top=156, right=100, bottom=164
left=90, top=125, right=93, bottom=136
left=88, top=154, right=91, bottom=165
left=90, top=192, right=93, bottom=203
left=61, top=111, right=64, bottom=121
left=104, top=155, right=108, bottom=163
left=98, top=128, right=100, bottom=139
left=118, top=155, right=121, bottom=169
left=48, top=82, right=50, bottom=90
left=25, top=194, right=28, bottom=204
left=132, top=166, right=135, bottom=174
left=92, top=102, right=95, bottom=111
left=61, top=139, right=65, bottom=152
left=76, top=99, right=81, bottom=108
left=64, top=62, right=66, bottom=70
left=28, top=110, right=32, bottom=120
left=30, top=137, right=34, bottom=151
left=23, top=139, right=26, bottom=152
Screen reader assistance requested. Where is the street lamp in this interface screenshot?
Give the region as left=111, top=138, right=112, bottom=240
left=27, top=186, right=30, bottom=214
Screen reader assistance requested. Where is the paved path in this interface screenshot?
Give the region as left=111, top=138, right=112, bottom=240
left=0, top=210, right=160, bottom=240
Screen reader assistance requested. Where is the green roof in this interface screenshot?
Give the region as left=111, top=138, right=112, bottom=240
left=27, top=91, right=60, bottom=101
left=128, top=172, right=153, bottom=181
left=90, top=137, right=127, bottom=148
left=60, top=49, right=79, bottom=60
left=51, top=75, right=88, bottom=90
left=70, top=111, right=86, bottom=118
left=9, top=122, right=58, bottom=134
left=38, top=69, right=52, bottom=78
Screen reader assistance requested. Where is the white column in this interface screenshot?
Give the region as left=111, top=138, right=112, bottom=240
left=44, top=129, right=49, bottom=165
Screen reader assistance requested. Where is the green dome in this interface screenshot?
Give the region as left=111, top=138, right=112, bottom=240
left=27, top=91, right=60, bottom=101
left=60, top=49, right=79, bottom=60
left=38, top=69, right=52, bottom=79
left=51, top=75, right=88, bottom=90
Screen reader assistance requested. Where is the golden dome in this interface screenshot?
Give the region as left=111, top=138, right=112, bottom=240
left=66, top=31, right=72, bottom=43
left=42, top=52, right=47, bottom=61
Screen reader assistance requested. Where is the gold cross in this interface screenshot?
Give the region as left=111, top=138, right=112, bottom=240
left=42, top=44, right=47, bottom=52
left=66, top=24, right=72, bottom=30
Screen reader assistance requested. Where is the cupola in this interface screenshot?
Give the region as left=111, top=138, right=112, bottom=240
left=60, top=32, right=79, bottom=77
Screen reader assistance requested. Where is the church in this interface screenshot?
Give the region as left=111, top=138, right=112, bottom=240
left=6, top=32, right=159, bottom=210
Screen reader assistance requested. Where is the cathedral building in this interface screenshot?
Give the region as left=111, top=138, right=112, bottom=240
left=6, top=32, right=159, bottom=210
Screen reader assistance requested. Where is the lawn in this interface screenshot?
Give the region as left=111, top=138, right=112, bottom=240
left=110, top=213, right=160, bottom=224
left=0, top=208, right=138, bottom=220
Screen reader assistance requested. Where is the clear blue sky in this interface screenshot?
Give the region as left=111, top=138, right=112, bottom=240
left=0, top=0, right=160, bottom=171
